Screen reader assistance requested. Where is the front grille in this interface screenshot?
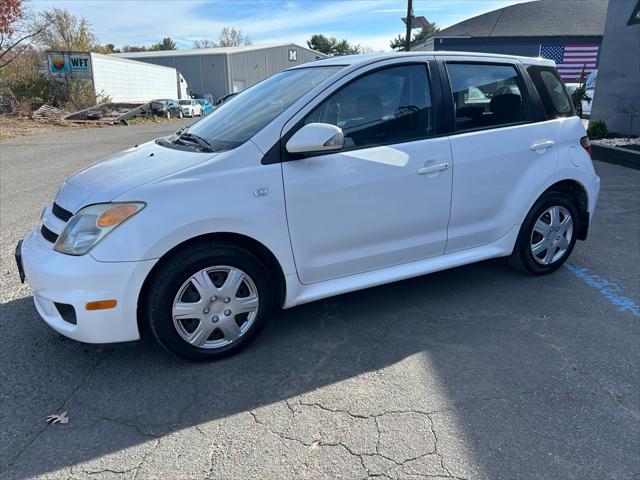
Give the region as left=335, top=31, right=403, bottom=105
left=52, top=202, right=73, bottom=222
left=41, top=225, right=59, bottom=243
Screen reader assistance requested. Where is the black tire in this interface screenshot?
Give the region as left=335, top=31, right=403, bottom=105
left=143, top=242, right=273, bottom=361
left=509, top=191, right=579, bottom=275
left=166, top=110, right=171, bottom=119
left=179, top=110, right=183, bottom=119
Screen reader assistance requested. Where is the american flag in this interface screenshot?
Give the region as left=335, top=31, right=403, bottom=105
left=540, top=44, right=599, bottom=81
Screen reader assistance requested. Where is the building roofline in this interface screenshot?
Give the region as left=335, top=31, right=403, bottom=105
left=89, top=51, right=179, bottom=71
left=113, top=43, right=326, bottom=59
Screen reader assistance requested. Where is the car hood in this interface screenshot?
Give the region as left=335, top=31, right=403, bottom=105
left=55, top=140, right=216, bottom=213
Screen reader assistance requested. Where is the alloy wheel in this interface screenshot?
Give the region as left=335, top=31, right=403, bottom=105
left=172, top=266, right=259, bottom=349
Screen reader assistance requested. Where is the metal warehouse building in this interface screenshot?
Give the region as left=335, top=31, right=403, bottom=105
left=114, top=44, right=325, bottom=100
left=414, top=0, right=608, bottom=81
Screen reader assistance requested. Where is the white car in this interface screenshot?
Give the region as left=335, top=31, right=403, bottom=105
left=179, top=99, right=202, bottom=117
left=17, top=52, right=600, bottom=361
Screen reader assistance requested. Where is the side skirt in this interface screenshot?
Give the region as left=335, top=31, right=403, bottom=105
left=283, top=225, right=519, bottom=308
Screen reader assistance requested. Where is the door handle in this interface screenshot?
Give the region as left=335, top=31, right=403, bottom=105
left=530, top=140, right=555, bottom=152
left=417, top=162, right=449, bottom=175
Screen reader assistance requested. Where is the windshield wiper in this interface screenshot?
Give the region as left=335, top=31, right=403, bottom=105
left=178, top=132, right=214, bottom=152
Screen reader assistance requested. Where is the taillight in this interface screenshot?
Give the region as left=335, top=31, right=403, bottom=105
left=580, top=135, right=592, bottom=158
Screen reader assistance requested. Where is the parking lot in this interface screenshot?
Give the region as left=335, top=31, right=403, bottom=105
left=0, top=122, right=638, bottom=480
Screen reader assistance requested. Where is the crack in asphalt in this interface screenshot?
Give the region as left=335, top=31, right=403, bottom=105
left=535, top=331, right=640, bottom=421
left=2, top=348, right=115, bottom=474
left=131, top=438, right=161, bottom=480
left=247, top=409, right=370, bottom=478
left=246, top=400, right=470, bottom=480
left=97, top=416, right=161, bottom=440
left=427, top=412, right=464, bottom=480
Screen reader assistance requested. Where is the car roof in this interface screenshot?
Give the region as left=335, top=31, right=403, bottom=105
left=291, top=51, right=555, bottom=70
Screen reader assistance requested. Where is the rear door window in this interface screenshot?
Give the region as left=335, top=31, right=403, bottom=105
left=526, top=65, right=575, bottom=118
left=446, top=63, right=528, bottom=132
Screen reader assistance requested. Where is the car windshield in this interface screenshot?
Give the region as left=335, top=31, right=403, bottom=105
left=179, top=100, right=191, bottom=105
left=197, top=99, right=205, bottom=105
left=185, top=66, right=342, bottom=152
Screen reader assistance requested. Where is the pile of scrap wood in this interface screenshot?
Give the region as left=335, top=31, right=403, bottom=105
left=65, top=103, right=145, bottom=124
left=32, top=105, right=67, bottom=125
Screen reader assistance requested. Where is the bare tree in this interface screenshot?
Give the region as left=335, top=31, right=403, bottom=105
left=36, top=8, right=96, bottom=51
left=218, top=27, right=251, bottom=47
left=193, top=39, right=217, bottom=49
left=0, top=0, right=49, bottom=70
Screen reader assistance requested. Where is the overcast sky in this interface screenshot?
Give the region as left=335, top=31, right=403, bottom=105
left=31, top=0, right=529, bottom=52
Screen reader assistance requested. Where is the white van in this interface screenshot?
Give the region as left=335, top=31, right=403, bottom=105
left=17, top=52, right=600, bottom=360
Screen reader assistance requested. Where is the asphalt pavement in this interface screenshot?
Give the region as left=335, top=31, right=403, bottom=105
left=0, top=121, right=638, bottom=480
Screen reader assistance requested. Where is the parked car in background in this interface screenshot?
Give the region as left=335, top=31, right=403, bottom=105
left=581, top=70, right=597, bottom=118
left=196, top=98, right=214, bottom=115
left=150, top=99, right=183, bottom=119
left=179, top=99, right=202, bottom=117
left=18, top=52, right=599, bottom=361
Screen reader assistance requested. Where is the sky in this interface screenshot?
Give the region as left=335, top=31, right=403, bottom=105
left=31, top=0, right=531, bottom=52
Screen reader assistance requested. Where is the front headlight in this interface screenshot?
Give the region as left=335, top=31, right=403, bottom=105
left=54, top=202, right=145, bottom=255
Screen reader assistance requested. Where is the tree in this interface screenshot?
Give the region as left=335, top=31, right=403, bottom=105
left=0, top=0, right=49, bottom=70
left=120, top=44, right=148, bottom=52
left=389, top=18, right=439, bottom=50
left=218, top=27, right=250, bottom=47
left=93, top=43, right=119, bottom=54
left=150, top=37, right=176, bottom=51
left=36, top=8, right=95, bottom=51
left=1, top=0, right=22, bottom=35
left=193, top=39, right=217, bottom=49
left=307, top=34, right=361, bottom=56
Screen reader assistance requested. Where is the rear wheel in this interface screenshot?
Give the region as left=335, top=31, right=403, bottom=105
left=509, top=192, right=578, bottom=275
left=144, top=243, right=273, bottom=361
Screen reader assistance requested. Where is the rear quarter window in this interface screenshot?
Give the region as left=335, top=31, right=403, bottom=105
left=527, top=65, right=575, bottom=119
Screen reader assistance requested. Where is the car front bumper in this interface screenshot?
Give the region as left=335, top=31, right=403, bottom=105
left=19, top=226, right=156, bottom=344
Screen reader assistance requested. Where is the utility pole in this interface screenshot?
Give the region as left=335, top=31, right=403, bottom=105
left=405, top=0, right=413, bottom=52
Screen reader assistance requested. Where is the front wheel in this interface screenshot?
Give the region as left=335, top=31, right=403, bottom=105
left=509, top=192, right=579, bottom=275
left=143, top=243, right=273, bottom=361
left=179, top=110, right=184, bottom=119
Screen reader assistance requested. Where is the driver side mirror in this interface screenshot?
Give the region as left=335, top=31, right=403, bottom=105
left=286, top=123, right=344, bottom=154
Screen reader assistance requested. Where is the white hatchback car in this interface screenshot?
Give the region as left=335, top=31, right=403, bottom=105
left=17, top=52, right=600, bottom=360
left=179, top=99, right=202, bottom=117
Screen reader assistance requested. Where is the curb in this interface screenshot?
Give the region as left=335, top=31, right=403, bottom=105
left=592, top=144, right=640, bottom=170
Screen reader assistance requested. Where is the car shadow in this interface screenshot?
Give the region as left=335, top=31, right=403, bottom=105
left=1, top=258, right=637, bottom=479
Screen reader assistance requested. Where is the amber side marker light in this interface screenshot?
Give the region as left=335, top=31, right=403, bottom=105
left=86, top=300, right=117, bottom=310
left=97, top=204, right=139, bottom=228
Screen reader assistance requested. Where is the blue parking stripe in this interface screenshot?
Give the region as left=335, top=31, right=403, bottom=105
left=565, top=263, right=640, bottom=317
